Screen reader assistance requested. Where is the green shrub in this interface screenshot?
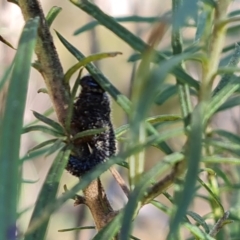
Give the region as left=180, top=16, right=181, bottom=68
left=1, top=0, right=240, bottom=239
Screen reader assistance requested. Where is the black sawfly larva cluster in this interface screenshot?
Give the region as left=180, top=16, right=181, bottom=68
left=66, top=75, right=116, bottom=177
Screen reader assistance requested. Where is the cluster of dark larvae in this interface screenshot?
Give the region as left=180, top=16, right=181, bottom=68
left=66, top=75, right=116, bottom=177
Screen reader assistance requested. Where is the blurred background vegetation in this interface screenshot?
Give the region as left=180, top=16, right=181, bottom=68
left=2, top=0, right=240, bottom=239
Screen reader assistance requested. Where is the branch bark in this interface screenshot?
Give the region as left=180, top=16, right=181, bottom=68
left=83, top=178, right=115, bottom=230
left=18, top=0, right=70, bottom=127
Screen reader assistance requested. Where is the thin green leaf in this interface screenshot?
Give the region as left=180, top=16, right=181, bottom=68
left=201, top=0, right=216, bottom=7
left=196, top=194, right=212, bottom=203
left=0, top=35, right=16, bottom=49
left=46, top=6, right=62, bottom=27
left=213, top=129, right=240, bottom=144
left=134, top=127, right=184, bottom=154
left=223, top=43, right=239, bottom=53
left=64, top=51, right=122, bottom=83
left=206, top=139, right=240, bottom=156
left=151, top=200, right=172, bottom=215
left=229, top=208, right=240, bottom=221
left=145, top=114, right=182, bottom=125
left=20, top=145, right=58, bottom=163
left=228, top=10, right=240, bottom=17
left=74, top=15, right=161, bottom=35
left=213, top=44, right=240, bottom=96
left=130, top=235, right=141, bottom=240
left=25, top=148, right=71, bottom=240
left=155, top=84, right=178, bottom=105
left=203, top=156, right=240, bottom=165
left=73, top=128, right=106, bottom=141
left=197, top=177, right=224, bottom=215
left=168, top=104, right=203, bottom=238
left=128, top=50, right=173, bottom=63
left=117, top=161, right=129, bottom=169
left=32, top=110, right=64, bottom=134
left=45, top=139, right=64, bottom=157
left=27, top=139, right=59, bottom=153
left=70, top=70, right=83, bottom=98
left=175, top=65, right=199, bottom=91
left=212, top=167, right=232, bottom=186
left=58, top=226, right=95, bottom=232
left=74, top=21, right=98, bottom=35
left=227, top=25, right=240, bottom=36
left=135, top=56, right=188, bottom=121
left=147, top=126, right=174, bottom=155
left=183, top=223, right=215, bottom=240
left=0, top=17, right=39, bottom=240
left=195, top=10, right=209, bottom=42
left=163, top=192, right=174, bottom=203
left=127, top=53, right=142, bottom=62
left=216, top=95, right=240, bottom=112
left=24, top=107, right=54, bottom=127
left=22, top=125, right=64, bottom=137
left=115, top=114, right=181, bottom=138
left=65, top=72, right=82, bottom=132
left=205, top=78, right=240, bottom=124
left=187, top=211, right=210, bottom=233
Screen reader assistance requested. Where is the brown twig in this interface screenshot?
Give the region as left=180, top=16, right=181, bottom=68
left=142, top=160, right=185, bottom=205
left=209, top=211, right=232, bottom=237
left=74, top=195, right=86, bottom=206
left=110, top=167, right=130, bottom=198
left=83, top=178, right=115, bottom=230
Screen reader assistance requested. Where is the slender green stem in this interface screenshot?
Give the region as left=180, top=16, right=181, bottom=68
left=201, top=3, right=231, bottom=239
left=128, top=51, right=152, bottom=190
left=128, top=123, right=146, bottom=190
left=200, top=0, right=231, bottom=104
left=171, top=0, right=192, bottom=122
